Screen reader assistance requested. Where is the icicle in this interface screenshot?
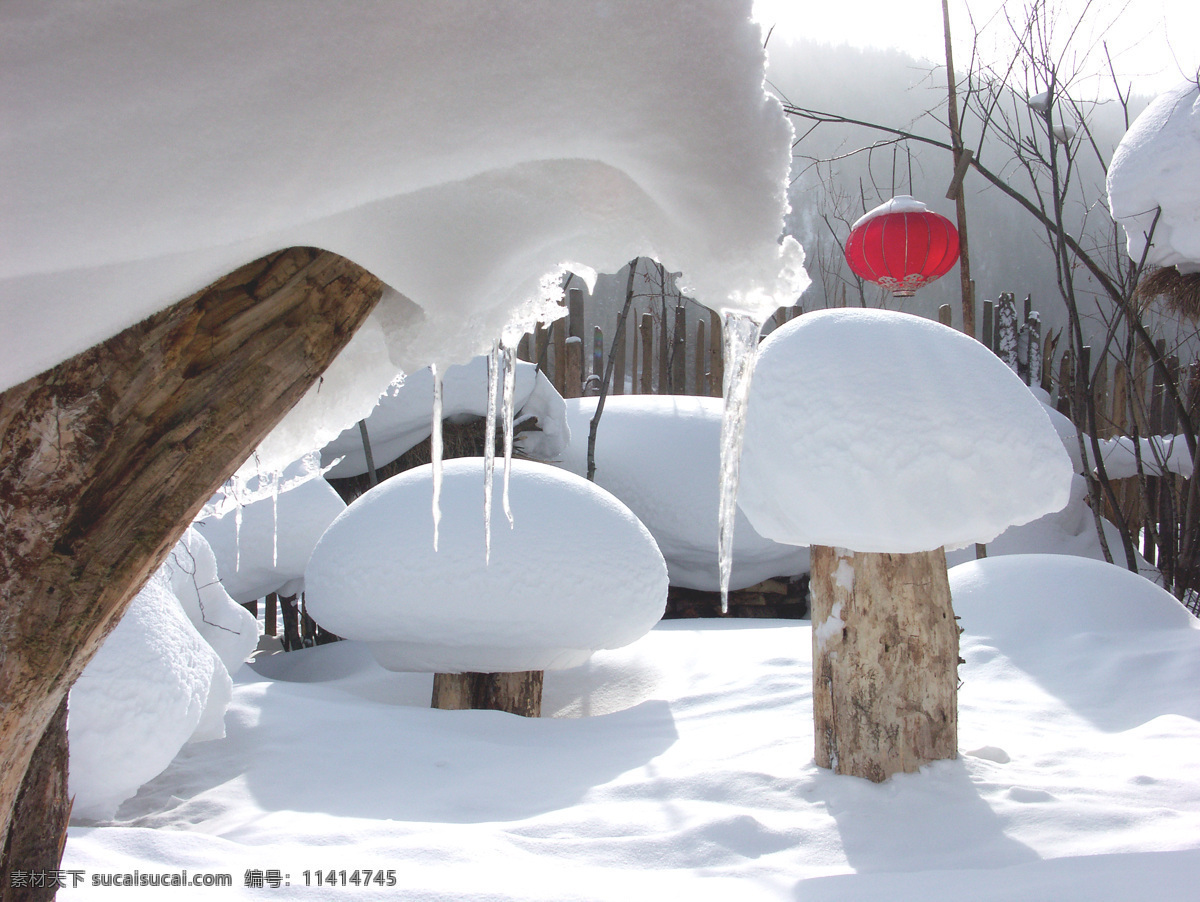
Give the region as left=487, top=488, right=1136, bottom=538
left=484, top=340, right=501, bottom=564
left=271, top=471, right=280, bottom=568
left=717, top=312, right=763, bottom=613
left=233, top=496, right=243, bottom=573
left=501, top=342, right=518, bottom=528
left=431, top=363, right=444, bottom=551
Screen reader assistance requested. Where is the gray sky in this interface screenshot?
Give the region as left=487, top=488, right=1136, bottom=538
left=753, top=0, right=1198, bottom=97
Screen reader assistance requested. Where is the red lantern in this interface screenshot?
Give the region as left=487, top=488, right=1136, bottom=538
left=844, top=196, right=960, bottom=297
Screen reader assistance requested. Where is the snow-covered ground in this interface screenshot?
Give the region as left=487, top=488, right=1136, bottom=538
left=61, top=550, right=1200, bottom=900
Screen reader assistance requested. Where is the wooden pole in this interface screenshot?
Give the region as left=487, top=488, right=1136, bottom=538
left=552, top=319, right=567, bottom=397
left=942, top=0, right=975, bottom=340
left=810, top=545, right=959, bottom=782
left=563, top=337, right=583, bottom=399
left=709, top=310, right=724, bottom=398
left=613, top=317, right=626, bottom=395
left=938, top=304, right=953, bottom=327
left=640, top=314, right=654, bottom=395
left=695, top=319, right=708, bottom=396
left=671, top=305, right=687, bottom=394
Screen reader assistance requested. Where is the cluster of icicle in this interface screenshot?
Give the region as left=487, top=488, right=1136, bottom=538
left=426, top=308, right=764, bottom=615
left=429, top=337, right=522, bottom=563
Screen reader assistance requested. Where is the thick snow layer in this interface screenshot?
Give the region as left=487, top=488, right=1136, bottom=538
left=193, top=466, right=346, bottom=603
left=1108, top=82, right=1200, bottom=272
left=305, top=458, right=667, bottom=673
left=162, top=528, right=259, bottom=673
left=320, top=356, right=567, bottom=478
left=68, top=571, right=229, bottom=821
left=739, top=309, right=1074, bottom=552
left=0, top=0, right=806, bottom=415
left=66, top=554, right=1200, bottom=898
left=555, top=396, right=807, bottom=590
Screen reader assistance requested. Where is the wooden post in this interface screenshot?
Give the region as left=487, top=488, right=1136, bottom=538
left=612, top=316, right=626, bottom=395
left=1017, top=322, right=1032, bottom=385
left=592, top=326, right=604, bottom=381
left=1027, top=312, right=1042, bottom=390
left=640, top=314, right=654, bottom=395
left=810, top=545, right=959, bottom=782
left=709, top=310, right=724, bottom=398
left=996, top=292, right=1018, bottom=371
left=630, top=320, right=639, bottom=395
left=938, top=304, right=953, bottom=327
left=534, top=322, right=549, bottom=375
left=431, top=671, right=543, bottom=717
left=551, top=318, right=567, bottom=396
left=1092, top=355, right=1111, bottom=438
left=563, top=336, right=583, bottom=399
left=981, top=299, right=994, bottom=352
left=567, top=287, right=585, bottom=342
left=517, top=333, right=533, bottom=363
left=671, top=305, right=687, bottom=394
left=695, top=320, right=708, bottom=396
left=265, top=591, right=278, bottom=637
left=1056, top=348, right=1073, bottom=416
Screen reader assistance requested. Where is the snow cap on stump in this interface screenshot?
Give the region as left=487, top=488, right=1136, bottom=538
left=305, top=458, right=668, bottom=673
left=738, top=308, right=1073, bottom=553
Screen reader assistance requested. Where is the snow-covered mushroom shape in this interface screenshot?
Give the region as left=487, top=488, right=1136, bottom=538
left=738, top=308, right=1073, bottom=781
left=304, top=458, right=667, bottom=716
left=1108, top=82, right=1200, bottom=276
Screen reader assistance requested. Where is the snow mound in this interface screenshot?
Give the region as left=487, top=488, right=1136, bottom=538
left=321, top=356, right=568, bottom=479
left=1108, top=82, right=1200, bottom=273
left=305, top=458, right=667, bottom=673
left=68, top=571, right=229, bottom=821
left=952, top=554, right=1194, bottom=637
left=951, top=554, right=1200, bottom=730
left=738, top=309, right=1074, bottom=552
left=162, top=527, right=259, bottom=673
left=555, top=395, right=807, bottom=590
left=193, top=465, right=346, bottom=603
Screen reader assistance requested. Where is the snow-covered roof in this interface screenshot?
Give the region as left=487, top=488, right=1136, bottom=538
left=304, top=458, right=667, bottom=673
left=737, top=309, right=1073, bottom=553
left=0, top=0, right=806, bottom=404
left=1108, top=82, right=1200, bottom=273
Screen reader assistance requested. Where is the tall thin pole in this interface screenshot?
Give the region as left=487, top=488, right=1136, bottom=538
left=943, top=0, right=975, bottom=340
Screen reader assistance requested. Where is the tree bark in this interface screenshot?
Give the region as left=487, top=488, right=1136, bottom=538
left=431, top=671, right=543, bottom=718
left=809, top=545, right=959, bottom=782
left=0, top=247, right=383, bottom=861
left=1, top=698, right=69, bottom=902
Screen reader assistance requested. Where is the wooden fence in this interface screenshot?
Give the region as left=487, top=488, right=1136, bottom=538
left=974, top=290, right=1200, bottom=613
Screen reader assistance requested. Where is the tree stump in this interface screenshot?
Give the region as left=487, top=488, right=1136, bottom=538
left=809, top=545, right=959, bottom=782
left=431, top=671, right=543, bottom=718
left=0, top=247, right=383, bottom=859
